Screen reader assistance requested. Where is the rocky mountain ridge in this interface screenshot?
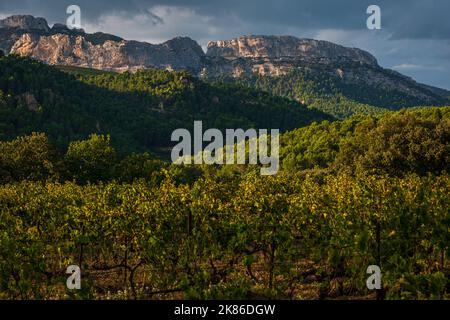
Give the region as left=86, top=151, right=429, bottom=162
left=0, top=15, right=204, bottom=73
left=1, top=15, right=449, bottom=107
left=0, top=15, right=50, bottom=31
left=0, top=14, right=384, bottom=75
left=206, top=35, right=377, bottom=64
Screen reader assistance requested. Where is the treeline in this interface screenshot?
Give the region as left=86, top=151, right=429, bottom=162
left=0, top=133, right=171, bottom=185
left=280, top=106, right=450, bottom=176
left=0, top=107, right=448, bottom=184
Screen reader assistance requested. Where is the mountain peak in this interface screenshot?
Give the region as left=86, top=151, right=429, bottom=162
left=51, top=23, right=85, bottom=34
left=0, top=15, right=49, bottom=32
left=163, top=36, right=205, bottom=56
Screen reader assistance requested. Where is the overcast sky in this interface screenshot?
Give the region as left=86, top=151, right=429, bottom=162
left=1, top=0, right=449, bottom=90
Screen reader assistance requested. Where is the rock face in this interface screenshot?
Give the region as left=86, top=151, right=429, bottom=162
left=203, top=35, right=379, bottom=78
left=8, top=33, right=204, bottom=72
left=0, top=16, right=205, bottom=73
left=207, top=35, right=377, bottom=66
left=16, top=92, right=39, bottom=112
left=1, top=16, right=377, bottom=76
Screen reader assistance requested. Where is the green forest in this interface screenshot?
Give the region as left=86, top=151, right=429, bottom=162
left=0, top=55, right=331, bottom=154
left=218, top=66, right=449, bottom=119
left=0, top=55, right=449, bottom=300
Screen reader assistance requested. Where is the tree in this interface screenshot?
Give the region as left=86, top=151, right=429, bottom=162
left=336, top=112, right=450, bottom=176
left=0, top=132, right=59, bottom=182
left=114, top=152, right=164, bottom=183
left=64, top=134, right=116, bottom=183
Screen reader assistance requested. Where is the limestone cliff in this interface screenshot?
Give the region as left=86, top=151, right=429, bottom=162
left=206, top=35, right=377, bottom=65
left=203, top=35, right=379, bottom=77
left=0, top=15, right=50, bottom=32
left=0, top=15, right=448, bottom=106
left=0, top=15, right=205, bottom=73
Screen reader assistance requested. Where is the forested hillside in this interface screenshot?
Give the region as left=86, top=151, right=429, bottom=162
left=222, top=68, right=450, bottom=119
left=0, top=55, right=331, bottom=154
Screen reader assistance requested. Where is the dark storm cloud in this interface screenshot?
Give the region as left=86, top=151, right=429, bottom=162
left=1, top=0, right=449, bottom=39
left=144, top=8, right=164, bottom=25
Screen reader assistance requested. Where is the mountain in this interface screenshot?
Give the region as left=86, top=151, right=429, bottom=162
left=204, top=35, right=378, bottom=75
left=1, top=15, right=449, bottom=118
left=0, top=15, right=50, bottom=31
left=0, top=15, right=205, bottom=73
left=204, top=35, right=450, bottom=117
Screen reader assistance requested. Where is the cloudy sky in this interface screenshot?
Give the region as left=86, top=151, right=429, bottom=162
left=1, top=0, right=449, bottom=89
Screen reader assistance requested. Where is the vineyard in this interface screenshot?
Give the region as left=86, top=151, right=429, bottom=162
left=0, top=55, right=449, bottom=300
left=0, top=172, right=448, bottom=299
